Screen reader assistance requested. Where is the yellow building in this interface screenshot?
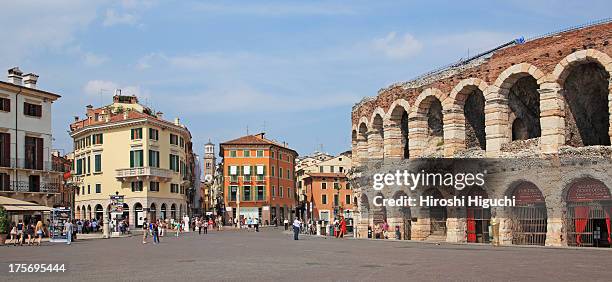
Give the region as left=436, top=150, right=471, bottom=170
left=70, top=93, right=193, bottom=228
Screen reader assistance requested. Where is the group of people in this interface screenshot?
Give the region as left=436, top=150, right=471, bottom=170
left=239, top=217, right=260, bottom=232
left=74, top=219, right=100, bottom=234
left=373, top=221, right=390, bottom=239
left=6, top=220, right=48, bottom=246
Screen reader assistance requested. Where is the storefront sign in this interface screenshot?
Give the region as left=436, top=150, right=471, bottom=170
left=567, top=179, right=611, bottom=202
left=513, top=183, right=545, bottom=205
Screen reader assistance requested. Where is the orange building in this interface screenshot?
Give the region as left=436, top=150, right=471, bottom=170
left=220, top=133, right=298, bottom=225
left=303, top=173, right=354, bottom=223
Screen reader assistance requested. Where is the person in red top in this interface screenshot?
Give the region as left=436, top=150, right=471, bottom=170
left=339, top=216, right=347, bottom=238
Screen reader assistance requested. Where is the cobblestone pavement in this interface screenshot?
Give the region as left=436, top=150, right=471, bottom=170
left=1, top=227, right=610, bottom=281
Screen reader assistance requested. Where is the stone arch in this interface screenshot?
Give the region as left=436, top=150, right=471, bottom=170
left=368, top=108, right=385, bottom=160
left=351, top=127, right=359, bottom=166
left=134, top=202, right=143, bottom=228
left=76, top=206, right=81, bottom=219
left=410, top=88, right=448, bottom=157
left=171, top=203, right=177, bottom=219
left=372, top=191, right=387, bottom=225
left=392, top=190, right=411, bottom=240
left=552, top=49, right=612, bottom=146
left=463, top=186, right=491, bottom=243
left=357, top=121, right=369, bottom=165
left=160, top=203, right=167, bottom=220
left=562, top=176, right=612, bottom=247
left=487, top=63, right=546, bottom=154
left=448, top=78, right=488, bottom=152
left=149, top=202, right=157, bottom=222
left=384, top=99, right=411, bottom=159
left=94, top=204, right=103, bottom=221
left=421, top=188, right=448, bottom=239
left=504, top=180, right=548, bottom=246
left=87, top=205, right=92, bottom=220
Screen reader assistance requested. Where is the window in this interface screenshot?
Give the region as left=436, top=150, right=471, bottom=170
left=171, top=183, right=179, bottom=193
left=339, top=166, right=344, bottom=173
left=345, top=195, right=351, bottom=205
left=271, top=166, right=275, bottom=177
left=149, top=150, right=160, bottom=168
left=92, top=133, right=103, bottom=145
left=150, top=181, right=159, bottom=192
left=81, top=186, right=84, bottom=195
left=130, top=150, right=144, bottom=167
left=229, top=150, right=237, bottom=157
left=230, top=185, right=237, bottom=201
left=94, top=154, right=102, bottom=172
left=179, top=137, right=184, bottom=148
left=243, top=185, right=251, bottom=201
left=334, top=194, right=339, bottom=206
left=0, top=97, right=9, bottom=112
left=0, top=173, right=9, bottom=190
left=87, top=185, right=91, bottom=194
left=319, top=166, right=323, bottom=173
left=256, top=165, right=265, bottom=181
left=271, top=151, right=275, bottom=159
left=0, top=133, right=10, bottom=167
left=288, top=188, right=291, bottom=198
left=243, top=150, right=250, bottom=157
left=170, top=134, right=178, bottom=145
left=87, top=156, right=91, bottom=174
left=271, top=185, right=276, bottom=197
left=346, top=182, right=350, bottom=190
left=256, top=186, right=265, bottom=201
left=24, top=136, right=43, bottom=170
left=322, top=194, right=328, bottom=205
left=96, top=184, right=101, bottom=194
left=334, top=182, right=340, bottom=190
left=256, top=150, right=263, bottom=157
left=85, top=136, right=91, bottom=147
left=131, top=128, right=143, bottom=140
left=287, top=169, right=290, bottom=179
left=279, top=167, right=283, bottom=178
left=169, top=154, right=179, bottom=172
left=131, top=181, right=143, bottom=192
left=330, top=166, right=334, bottom=173
left=279, top=186, right=283, bottom=198
left=322, top=182, right=327, bottom=190
left=23, top=102, right=42, bottom=117
left=149, top=128, right=159, bottom=141
left=76, top=159, right=83, bottom=175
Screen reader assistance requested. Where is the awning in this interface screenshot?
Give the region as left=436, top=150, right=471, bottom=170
left=0, top=196, right=53, bottom=212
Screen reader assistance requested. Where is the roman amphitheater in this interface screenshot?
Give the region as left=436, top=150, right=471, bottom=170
left=350, top=20, right=612, bottom=247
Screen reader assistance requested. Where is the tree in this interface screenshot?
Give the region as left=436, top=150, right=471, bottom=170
left=0, top=206, right=9, bottom=234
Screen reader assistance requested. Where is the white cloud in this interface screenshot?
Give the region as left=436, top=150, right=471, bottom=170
left=372, top=32, right=422, bottom=59
left=83, top=52, right=109, bottom=66
left=102, top=9, right=138, bottom=26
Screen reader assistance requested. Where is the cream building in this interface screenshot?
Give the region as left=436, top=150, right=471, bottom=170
left=70, top=93, right=193, bottom=229
left=0, top=67, right=63, bottom=217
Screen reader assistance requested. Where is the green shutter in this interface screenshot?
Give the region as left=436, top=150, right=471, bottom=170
left=130, top=151, right=134, bottom=168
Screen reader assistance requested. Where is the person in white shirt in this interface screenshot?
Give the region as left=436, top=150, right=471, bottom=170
left=254, top=218, right=259, bottom=232
left=292, top=218, right=301, bottom=240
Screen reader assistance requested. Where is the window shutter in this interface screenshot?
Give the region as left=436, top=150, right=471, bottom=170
left=2, top=133, right=9, bottom=167
left=130, top=151, right=134, bottom=168
left=36, top=138, right=43, bottom=170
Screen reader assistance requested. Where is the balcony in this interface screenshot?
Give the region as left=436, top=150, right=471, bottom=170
left=0, top=158, right=63, bottom=172
left=115, top=167, right=173, bottom=182
left=0, top=181, right=60, bottom=194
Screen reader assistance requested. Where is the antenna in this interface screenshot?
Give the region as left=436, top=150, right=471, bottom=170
left=262, top=120, right=266, bottom=133
left=246, top=125, right=249, bottom=135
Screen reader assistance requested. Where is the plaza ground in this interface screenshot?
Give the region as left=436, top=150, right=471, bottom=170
left=1, top=227, right=610, bottom=281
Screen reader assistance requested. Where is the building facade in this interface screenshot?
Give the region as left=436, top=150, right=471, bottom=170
left=221, top=133, right=298, bottom=225
left=303, top=172, right=354, bottom=223
left=0, top=67, right=62, bottom=215
left=350, top=21, right=612, bottom=247
left=70, top=93, right=194, bottom=228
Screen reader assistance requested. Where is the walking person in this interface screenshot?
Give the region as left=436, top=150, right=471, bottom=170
left=284, top=218, right=289, bottom=231
left=254, top=217, right=259, bottom=232
left=16, top=220, right=24, bottom=246
left=35, top=221, right=44, bottom=246
left=142, top=219, right=148, bottom=244
left=292, top=218, right=301, bottom=240
left=203, top=219, right=208, bottom=234
left=197, top=218, right=202, bottom=235
left=152, top=222, right=160, bottom=244
left=26, top=221, right=35, bottom=245
left=339, top=217, right=347, bottom=238
left=64, top=220, right=73, bottom=245
left=8, top=222, right=17, bottom=245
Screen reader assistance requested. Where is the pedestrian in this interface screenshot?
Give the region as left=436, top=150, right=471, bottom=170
left=203, top=219, right=208, bottom=234
left=35, top=220, right=44, bottom=246
left=284, top=218, right=289, bottom=231
left=8, top=222, right=17, bottom=245
left=339, top=217, right=347, bottom=238
left=26, top=221, right=35, bottom=245
left=153, top=222, right=160, bottom=244
left=292, top=218, right=301, bottom=240
left=142, top=219, right=148, bottom=244
left=254, top=217, right=259, bottom=232
left=64, top=220, right=73, bottom=245
left=16, top=219, right=24, bottom=246
left=209, top=218, right=215, bottom=231
left=197, top=218, right=202, bottom=235
left=175, top=221, right=180, bottom=237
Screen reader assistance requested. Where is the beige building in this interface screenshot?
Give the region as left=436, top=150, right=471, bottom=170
left=70, top=93, right=193, bottom=228
left=0, top=67, right=63, bottom=222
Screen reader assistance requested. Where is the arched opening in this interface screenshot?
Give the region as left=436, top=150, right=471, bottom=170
left=423, top=188, right=447, bottom=238
left=563, top=62, right=611, bottom=146
left=393, top=191, right=411, bottom=240
left=358, top=123, right=368, bottom=163
left=94, top=204, right=103, bottom=221
left=121, top=203, right=130, bottom=223
left=87, top=205, right=92, bottom=220
left=463, top=89, right=486, bottom=150
left=371, top=114, right=384, bottom=159
left=427, top=98, right=443, bottom=138
left=150, top=203, right=157, bottom=222
left=372, top=192, right=387, bottom=239
left=509, top=76, right=541, bottom=141
left=566, top=178, right=612, bottom=247
left=161, top=203, right=167, bottom=220
left=508, top=182, right=547, bottom=245
left=76, top=206, right=81, bottom=219
left=179, top=204, right=183, bottom=218
left=465, top=187, right=490, bottom=243
left=389, top=104, right=410, bottom=159
left=134, top=203, right=143, bottom=228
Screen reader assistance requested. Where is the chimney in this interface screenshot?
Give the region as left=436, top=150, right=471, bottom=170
left=174, top=117, right=180, bottom=125
left=7, top=67, right=23, bottom=85
left=255, top=132, right=265, bottom=139
left=74, top=116, right=79, bottom=122
left=123, top=112, right=128, bottom=120
left=23, top=73, right=39, bottom=89
left=156, top=112, right=164, bottom=119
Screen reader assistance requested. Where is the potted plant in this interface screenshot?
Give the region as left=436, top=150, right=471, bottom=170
left=0, top=206, right=9, bottom=244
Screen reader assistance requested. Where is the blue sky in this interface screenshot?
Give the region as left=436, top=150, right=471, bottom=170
left=1, top=0, right=610, bottom=157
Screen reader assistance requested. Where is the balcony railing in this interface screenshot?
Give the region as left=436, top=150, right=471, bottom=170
left=0, top=158, right=63, bottom=172
left=115, top=167, right=173, bottom=182
left=0, top=181, right=60, bottom=193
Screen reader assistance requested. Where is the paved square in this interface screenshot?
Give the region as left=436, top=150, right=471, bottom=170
left=1, top=228, right=610, bottom=281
